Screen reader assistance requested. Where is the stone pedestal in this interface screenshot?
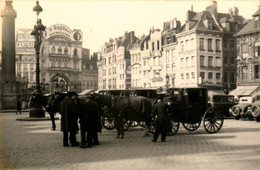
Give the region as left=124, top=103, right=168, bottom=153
left=0, top=82, right=20, bottom=110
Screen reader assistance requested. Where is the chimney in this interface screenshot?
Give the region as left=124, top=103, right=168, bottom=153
left=206, top=0, right=218, bottom=18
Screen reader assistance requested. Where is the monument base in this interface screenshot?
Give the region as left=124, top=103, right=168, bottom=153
left=29, top=107, right=45, bottom=117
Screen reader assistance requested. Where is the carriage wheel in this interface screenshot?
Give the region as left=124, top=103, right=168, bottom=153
left=102, top=116, right=115, bottom=130
left=130, top=121, right=139, bottom=127
left=138, top=121, right=145, bottom=127
left=203, top=108, right=224, bottom=134
left=123, top=119, right=131, bottom=131
left=170, top=120, right=180, bottom=135
left=182, top=122, right=201, bottom=131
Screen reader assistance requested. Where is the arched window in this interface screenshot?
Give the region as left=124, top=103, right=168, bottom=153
left=58, top=47, right=62, bottom=54
left=73, top=48, right=78, bottom=55
left=51, top=47, right=56, bottom=54
left=64, top=47, right=68, bottom=55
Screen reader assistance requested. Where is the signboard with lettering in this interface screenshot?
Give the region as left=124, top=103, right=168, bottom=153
left=45, top=24, right=82, bottom=42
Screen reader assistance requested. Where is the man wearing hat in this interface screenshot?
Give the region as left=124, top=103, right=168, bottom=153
left=79, top=94, right=100, bottom=148
left=59, top=91, right=79, bottom=147
left=152, top=97, right=172, bottom=142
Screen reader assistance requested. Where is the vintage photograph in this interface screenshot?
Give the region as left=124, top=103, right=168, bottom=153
left=0, top=0, right=259, bottom=169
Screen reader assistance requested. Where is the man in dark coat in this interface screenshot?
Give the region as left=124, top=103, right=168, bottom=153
left=59, top=92, right=79, bottom=147
left=152, top=97, right=172, bottom=142
left=79, top=95, right=100, bottom=148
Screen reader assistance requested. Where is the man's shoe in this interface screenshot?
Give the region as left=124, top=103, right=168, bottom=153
left=152, top=140, right=156, bottom=142
left=63, top=143, right=69, bottom=147
left=93, top=141, right=99, bottom=145
left=71, top=141, right=79, bottom=147
left=80, top=144, right=87, bottom=148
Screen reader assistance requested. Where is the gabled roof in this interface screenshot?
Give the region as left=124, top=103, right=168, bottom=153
left=235, top=19, right=260, bottom=36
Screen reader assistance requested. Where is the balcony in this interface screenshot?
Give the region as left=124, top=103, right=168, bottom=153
left=151, top=50, right=161, bottom=57
left=152, top=65, right=162, bottom=70
left=49, top=67, right=71, bottom=71
left=152, top=77, right=163, bottom=82
left=200, top=66, right=221, bottom=71
left=49, top=53, right=69, bottom=58
left=142, top=65, right=151, bottom=71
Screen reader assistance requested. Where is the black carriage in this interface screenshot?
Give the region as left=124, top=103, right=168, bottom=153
left=165, top=87, right=224, bottom=134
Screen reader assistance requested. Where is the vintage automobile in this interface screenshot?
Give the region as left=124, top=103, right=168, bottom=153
left=250, top=93, right=260, bottom=122
left=208, top=94, right=237, bottom=117
left=230, top=95, right=254, bottom=120
left=164, top=87, right=224, bottom=134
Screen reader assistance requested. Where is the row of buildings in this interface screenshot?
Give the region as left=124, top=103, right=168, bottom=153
left=14, top=1, right=260, bottom=96
left=98, top=1, right=245, bottom=94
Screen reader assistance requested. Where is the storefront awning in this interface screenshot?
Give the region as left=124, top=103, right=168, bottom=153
left=229, top=85, right=259, bottom=97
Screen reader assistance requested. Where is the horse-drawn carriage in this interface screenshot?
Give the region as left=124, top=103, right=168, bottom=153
left=165, top=87, right=225, bottom=134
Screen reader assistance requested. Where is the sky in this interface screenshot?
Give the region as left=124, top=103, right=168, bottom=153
left=0, top=0, right=259, bottom=53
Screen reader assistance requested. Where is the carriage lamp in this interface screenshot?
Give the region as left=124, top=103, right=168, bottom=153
left=29, top=0, right=46, bottom=118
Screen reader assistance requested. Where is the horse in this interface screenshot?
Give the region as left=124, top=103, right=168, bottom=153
left=93, top=93, right=153, bottom=138
left=29, top=92, right=66, bottom=130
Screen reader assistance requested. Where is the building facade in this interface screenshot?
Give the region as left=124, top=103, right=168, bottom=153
left=232, top=6, right=260, bottom=96
left=16, top=24, right=84, bottom=93
left=98, top=31, right=137, bottom=90
left=81, top=48, right=98, bottom=91
left=176, top=1, right=244, bottom=92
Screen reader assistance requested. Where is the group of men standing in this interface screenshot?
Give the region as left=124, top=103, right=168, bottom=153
left=59, top=92, right=101, bottom=148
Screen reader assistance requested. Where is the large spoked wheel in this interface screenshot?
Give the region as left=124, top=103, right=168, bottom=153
left=170, top=120, right=180, bottom=135
left=182, top=122, right=201, bottom=131
left=138, top=121, right=145, bottom=128
left=102, top=116, right=115, bottom=130
left=123, top=119, right=131, bottom=131
left=129, top=121, right=139, bottom=127
left=203, top=107, right=224, bottom=133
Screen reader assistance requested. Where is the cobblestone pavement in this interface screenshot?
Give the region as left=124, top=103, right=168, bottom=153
left=0, top=112, right=260, bottom=170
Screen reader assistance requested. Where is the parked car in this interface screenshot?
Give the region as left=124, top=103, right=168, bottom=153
left=230, top=95, right=254, bottom=120
left=208, top=94, right=236, bottom=117
left=250, top=93, right=260, bottom=122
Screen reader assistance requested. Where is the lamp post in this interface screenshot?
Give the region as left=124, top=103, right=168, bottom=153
left=29, top=0, right=46, bottom=117
left=165, top=74, right=170, bottom=95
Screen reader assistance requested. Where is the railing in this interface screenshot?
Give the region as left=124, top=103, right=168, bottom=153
left=152, top=77, right=163, bottom=82
left=200, top=66, right=221, bottom=71
left=49, top=53, right=69, bottom=58
left=49, top=67, right=71, bottom=71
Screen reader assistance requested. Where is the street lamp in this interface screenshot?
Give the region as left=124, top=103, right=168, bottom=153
left=165, top=74, right=170, bottom=95
left=29, top=0, right=46, bottom=118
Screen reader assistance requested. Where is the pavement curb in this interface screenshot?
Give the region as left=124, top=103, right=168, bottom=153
left=16, top=117, right=59, bottom=121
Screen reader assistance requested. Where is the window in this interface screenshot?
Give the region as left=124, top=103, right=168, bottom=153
left=186, top=57, right=190, bottom=67
left=208, top=72, right=213, bottom=79
left=216, top=39, right=221, bottom=51
left=181, top=58, right=185, bottom=68
left=223, top=57, right=228, bottom=64
left=200, top=56, right=205, bottom=66
left=64, top=47, right=68, bottom=55
left=231, top=72, right=235, bottom=83
left=157, top=40, right=160, bottom=50
left=242, top=44, right=248, bottom=58
left=146, top=41, right=149, bottom=49
left=73, top=48, right=78, bottom=55
left=152, top=42, right=154, bottom=51
left=191, top=38, right=194, bottom=50
left=224, top=40, right=228, bottom=49
left=51, top=47, right=55, bottom=54
left=208, top=56, right=213, bottom=67
left=257, top=46, right=260, bottom=57
left=231, top=40, right=235, bottom=49
left=191, top=56, right=195, bottom=66
left=216, top=73, right=221, bottom=79
left=186, top=73, right=189, bottom=79
left=216, top=57, right=221, bottom=66
left=200, top=72, right=205, bottom=79
left=200, top=38, right=205, bottom=50
left=181, top=41, right=184, bottom=52
left=224, top=72, right=228, bottom=82
left=58, top=47, right=62, bottom=54
left=181, top=73, right=184, bottom=79
left=191, top=72, right=195, bottom=79
left=208, top=39, right=213, bottom=51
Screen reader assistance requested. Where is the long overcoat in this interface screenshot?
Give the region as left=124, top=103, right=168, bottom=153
left=80, top=100, right=101, bottom=132
left=153, top=101, right=172, bottom=133
left=59, top=97, right=79, bottom=132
